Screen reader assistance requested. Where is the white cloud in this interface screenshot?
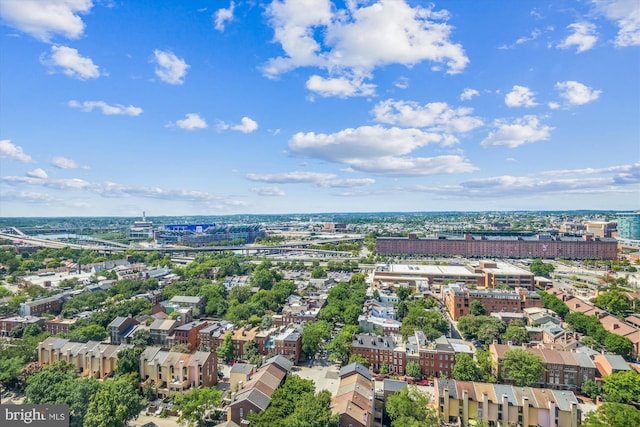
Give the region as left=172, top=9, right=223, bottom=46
left=548, top=101, right=560, bottom=110
left=51, top=156, right=89, bottom=169
left=26, top=168, right=48, bottom=179
left=498, top=29, right=542, bottom=49
left=288, top=125, right=477, bottom=176
left=250, top=186, right=285, bottom=196
left=153, top=49, right=189, bottom=85
left=306, top=75, right=376, bottom=98
left=372, top=100, right=483, bottom=133
left=263, top=0, right=468, bottom=97
left=593, top=0, right=640, bottom=47
left=41, top=45, right=101, bottom=79
left=557, top=22, right=598, bottom=53
left=555, top=81, right=602, bottom=106
left=246, top=171, right=336, bottom=184
left=0, top=0, right=92, bottom=42
left=504, top=85, right=538, bottom=107
left=1, top=174, right=247, bottom=209
left=68, top=100, right=142, bottom=116
left=481, top=115, right=553, bottom=148
left=459, top=88, right=479, bottom=101
left=217, top=117, right=258, bottom=133
left=394, top=77, right=409, bottom=89
left=0, top=140, right=33, bottom=162
left=214, top=1, right=235, bottom=31
left=171, top=113, right=208, bottom=130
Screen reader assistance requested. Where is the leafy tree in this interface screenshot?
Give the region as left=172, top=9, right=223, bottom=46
left=476, top=350, right=496, bottom=383
left=173, top=386, right=223, bottom=427
left=386, top=385, right=438, bottom=427
left=302, top=320, right=331, bottom=358
left=396, top=286, right=412, bottom=301
left=170, top=343, right=190, bottom=353
left=217, top=332, right=235, bottom=363
left=593, top=290, right=632, bottom=317
left=457, top=315, right=506, bottom=343
left=502, top=324, right=529, bottom=345
left=405, top=361, right=422, bottom=379
left=130, top=329, right=153, bottom=347
left=283, top=389, right=339, bottom=427
left=247, top=375, right=316, bottom=427
left=327, top=325, right=357, bottom=366
left=602, top=370, right=640, bottom=404
left=500, top=348, right=545, bottom=387
left=311, top=266, right=327, bottom=279
left=604, top=334, right=633, bottom=358
left=469, top=300, right=486, bottom=316
left=530, top=258, right=554, bottom=277
left=581, top=378, right=601, bottom=400
left=243, top=340, right=262, bottom=366
left=22, top=323, right=43, bottom=338
left=380, top=363, right=390, bottom=375
left=348, top=354, right=370, bottom=366
left=84, top=376, right=144, bottom=427
left=115, top=347, right=142, bottom=377
left=582, top=403, right=640, bottom=427
left=452, top=353, right=482, bottom=382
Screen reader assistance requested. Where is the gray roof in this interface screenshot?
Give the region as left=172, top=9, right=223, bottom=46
left=263, top=354, right=293, bottom=373
left=383, top=379, right=408, bottom=393
left=601, top=354, right=631, bottom=371
left=339, top=362, right=372, bottom=381
left=234, top=388, right=271, bottom=411
left=231, top=363, right=256, bottom=375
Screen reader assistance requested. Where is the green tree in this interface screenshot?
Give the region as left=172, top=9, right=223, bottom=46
left=386, top=385, right=438, bottom=427
left=302, top=320, right=331, bottom=358
left=452, top=353, right=482, bottom=382
left=115, top=347, right=142, bottom=377
left=582, top=403, right=640, bottom=427
left=602, top=370, right=640, bottom=404
left=173, top=386, right=223, bottom=427
left=217, top=332, right=235, bottom=363
left=476, top=350, right=496, bottom=383
left=348, top=354, right=370, bottom=366
left=130, top=329, right=153, bottom=347
left=66, top=324, right=108, bottom=342
left=604, top=334, right=633, bottom=358
left=84, top=376, right=144, bottom=427
left=500, top=348, right=545, bottom=387
left=327, top=325, right=357, bottom=366
left=530, top=258, right=554, bottom=277
left=405, top=360, right=422, bottom=379
left=247, top=375, right=316, bottom=427
left=311, top=266, right=327, bottom=279
left=170, top=343, right=190, bottom=353
left=502, top=324, right=529, bottom=345
left=581, top=378, right=601, bottom=400
left=593, top=290, right=631, bottom=317
left=396, top=286, right=412, bottom=301
left=243, top=340, right=262, bottom=366
left=284, top=389, right=339, bottom=427
left=469, top=300, right=486, bottom=316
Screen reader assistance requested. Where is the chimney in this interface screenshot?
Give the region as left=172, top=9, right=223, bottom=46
left=501, top=394, right=509, bottom=425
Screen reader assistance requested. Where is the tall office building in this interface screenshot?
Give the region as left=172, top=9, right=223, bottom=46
left=617, top=211, right=640, bottom=248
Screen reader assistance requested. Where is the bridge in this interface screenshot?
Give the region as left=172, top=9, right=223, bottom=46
left=0, top=227, right=363, bottom=257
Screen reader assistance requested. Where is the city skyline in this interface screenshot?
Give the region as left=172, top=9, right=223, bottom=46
left=0, top=0, right=639, bottom=217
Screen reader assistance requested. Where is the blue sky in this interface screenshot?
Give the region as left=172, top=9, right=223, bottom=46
left=0, top=0, right=638, bottom=217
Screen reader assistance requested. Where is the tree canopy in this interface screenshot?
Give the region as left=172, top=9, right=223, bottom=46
left=452, top=353, right=482, bottom=382
left=582, top=403, right=640, bottom=427
left=602, top=370, right=640, bottom=405
left=386, top=385, right=438, bottom=427
left=500, top=348, right=545, bottom=387
left=173, top=386, right=223, bottom=427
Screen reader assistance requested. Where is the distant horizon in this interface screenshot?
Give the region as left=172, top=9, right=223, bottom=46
left=0, top=208, right=636, bottom=221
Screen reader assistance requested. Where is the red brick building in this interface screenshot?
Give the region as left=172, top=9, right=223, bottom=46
left=443, top=284, right=543, bottom=320
left=167, top=320, right=209, bottom=351
left=376, top=234, right=618, bottom=260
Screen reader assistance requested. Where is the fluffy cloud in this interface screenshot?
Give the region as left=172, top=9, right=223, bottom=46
left=250, top=186, right=285, bottom=196
left=51, top=156, right=89, bottom=169
left=246, top=171, right=375, bottom=188
left=557, top=22, right=598, bottom=53
left=0, top=140, right=33, bottom=162
left=0, top=0, right=92, bottom=42
left=459, top=88, right=479, bottom=101
left=41, top=45, right=101, bottom=80
left=504, top=85, right=538, bottom=107
left=346, top=155, right=477, bottom=176
left=306, top=75, right=376, bottom=98
left=1, top=174, right=247, bottom=209
left=153, top=49, right=189, bottom=85
left=263, top=0, right=468, bottom=96
left=26, top=168, right=48, bottom=179
left=217, top=117, right=258, bottom=133
left=214, top=1, right=235, bottom=31
left=170, top=113, right=208, bottom=131
left=593, top=0, right=640, bottom=47
left=555, top=81, right=602, bottom=106
left=481, top=115, right=553, bottom=148
left=372, top=100, right=483, bottom=133
left=68, top=100, right=143, bottom=116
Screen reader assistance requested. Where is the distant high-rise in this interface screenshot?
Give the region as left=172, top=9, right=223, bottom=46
left=616, top=211, right=640, bottom=248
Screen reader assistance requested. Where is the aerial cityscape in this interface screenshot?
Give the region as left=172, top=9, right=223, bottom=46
left=1, top=1, right=640, bottom=427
